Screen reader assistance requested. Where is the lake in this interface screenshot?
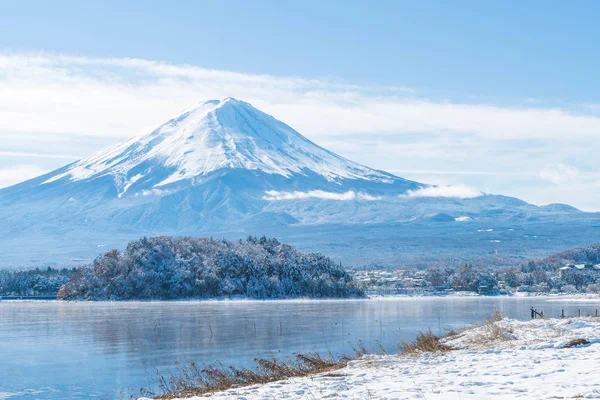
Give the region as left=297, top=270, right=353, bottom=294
left=1, top=297, right=599, bottom=399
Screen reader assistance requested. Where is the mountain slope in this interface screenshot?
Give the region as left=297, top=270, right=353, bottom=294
left=35, top=98, right=405, bottom=195
left=1, top=98, right=599, bottom=268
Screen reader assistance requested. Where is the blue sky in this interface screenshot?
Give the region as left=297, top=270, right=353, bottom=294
left=1, top=1, right=600, bottom=209
left=3, top=0, right=600, bottom=102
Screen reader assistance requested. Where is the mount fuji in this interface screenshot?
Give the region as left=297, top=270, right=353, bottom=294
left=1, top=98, right=599, bottom=268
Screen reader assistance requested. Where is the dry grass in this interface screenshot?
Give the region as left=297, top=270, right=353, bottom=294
left=145, top=352, right=346, bottom=399
left=351, top=340, right=369, bottom=358
left=474, top=322, right=511, bottom=344
left=445, top=328, right=459, bottom=337
left=465, top=309, right=513, bottom=346
left=398, top=308, right=513, bottom=353
left=490, top=308, right=505, bottom=323
left=401, top=331, right=452, bottom=355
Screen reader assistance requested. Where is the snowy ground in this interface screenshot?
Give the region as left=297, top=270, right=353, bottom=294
left=170, top=317, right=600, bottom=400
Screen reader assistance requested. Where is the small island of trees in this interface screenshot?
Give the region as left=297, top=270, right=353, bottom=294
left=57, top=236, right=364, bottom=300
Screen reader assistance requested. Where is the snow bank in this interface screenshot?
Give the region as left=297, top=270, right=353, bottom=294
left=170, top=317, right=600, bottom=399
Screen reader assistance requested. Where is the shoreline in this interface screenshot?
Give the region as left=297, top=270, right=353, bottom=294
left=156, top=316, right=600, bottom=400
left=2, top=292, right=600, bottom=304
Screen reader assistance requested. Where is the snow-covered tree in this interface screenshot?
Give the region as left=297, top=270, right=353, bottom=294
left=58, top=236, right=364, bottom=300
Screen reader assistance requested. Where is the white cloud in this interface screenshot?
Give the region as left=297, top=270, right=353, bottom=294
left=2, top=53, right=600, bottom=142
left=263, top=190, right=381, bottom=201
left=539, top=163, right=581, bottom=185
left=455, top=216, right=473, bottom=222
left=356, top=192, right=383, bottom=201
left=404, top=185, right=483, bottom=199
left=0, top=165, right=49, bottom=188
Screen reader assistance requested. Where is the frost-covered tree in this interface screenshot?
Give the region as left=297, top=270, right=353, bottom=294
left=58, top=236, right=364, bottom=300
left=503, top=269, right=519, bottom=288
left=0, top=267, right=75, bottom=296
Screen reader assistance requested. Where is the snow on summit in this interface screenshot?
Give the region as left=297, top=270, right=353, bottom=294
left=43, top=97, right=396, bottom=196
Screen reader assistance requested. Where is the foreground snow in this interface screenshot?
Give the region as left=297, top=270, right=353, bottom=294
left=173, top=317, right=600, bottom=399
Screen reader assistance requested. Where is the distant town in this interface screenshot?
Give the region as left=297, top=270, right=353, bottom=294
left=352, top=262, right=600, bottom=296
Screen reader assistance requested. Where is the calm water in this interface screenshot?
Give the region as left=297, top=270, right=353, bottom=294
left=1, top=297, right=599, bottom=399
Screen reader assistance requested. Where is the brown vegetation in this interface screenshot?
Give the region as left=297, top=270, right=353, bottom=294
left=147, top=353, right=347, bottom=399
left=454, top=309, right=513, bottom=346
left=401, top=331, right=452, bottom=355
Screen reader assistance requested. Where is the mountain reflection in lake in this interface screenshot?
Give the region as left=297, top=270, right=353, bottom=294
left=1, top=297, right=599, bottom=399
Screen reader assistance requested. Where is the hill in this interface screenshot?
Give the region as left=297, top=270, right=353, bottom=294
left=537, top=242, right=600, bottom=268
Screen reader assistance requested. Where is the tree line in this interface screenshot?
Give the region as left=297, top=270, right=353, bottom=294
left=0, top=267, right=75, bottom=296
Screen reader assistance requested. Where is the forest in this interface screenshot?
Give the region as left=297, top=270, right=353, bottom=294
left=57, top=236, right=364, bottom=300
left=0, top=267, right=75, bottom=297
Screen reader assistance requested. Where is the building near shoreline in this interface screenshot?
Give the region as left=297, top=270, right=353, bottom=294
left=559, top=264, right=600, bottom=280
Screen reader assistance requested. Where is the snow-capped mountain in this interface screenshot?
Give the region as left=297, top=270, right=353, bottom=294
left=1, top=98, right=599, bottom=268
left=42, top=98, right=402, bottom=196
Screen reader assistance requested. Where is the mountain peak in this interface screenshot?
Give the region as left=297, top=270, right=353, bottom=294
left=41, top=98, right=399, bottom=196
left=182, top=97, right=245, bottom=114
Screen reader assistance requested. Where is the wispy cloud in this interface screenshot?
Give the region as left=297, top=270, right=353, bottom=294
left=0, top=150, right=81, bottom=159
left=404, top=185, right=483, bottom=199
left=263, top=190, right=382, bottom=201
left=2, top=53, right=600, bottom=141
left=539, top=163, right=581, bottom=185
